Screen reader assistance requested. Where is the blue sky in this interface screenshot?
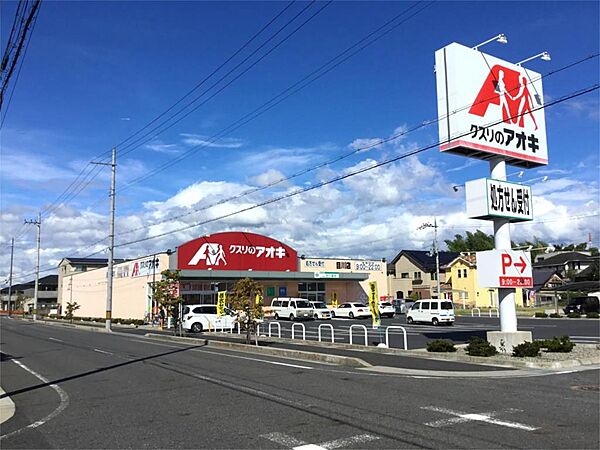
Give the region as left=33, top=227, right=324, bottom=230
left=1, top=1, right=599, bottom=281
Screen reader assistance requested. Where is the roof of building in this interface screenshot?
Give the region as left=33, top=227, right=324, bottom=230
left=533, top=251, right=593, bottom=268
left=59, top=257, right=129, bottom=266
left=442, top=253, right=477, bottom=269
left=391, top=250, right=460, bottom=272
left=532, top=268, right=561, bottom=291
left=1, top=275, right=58, bottom=293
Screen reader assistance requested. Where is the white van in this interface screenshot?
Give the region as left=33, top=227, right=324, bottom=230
left=406, top=299, right=454, bottom=326
left=270, top=298, right=314, bottom=321
left=309, top=301, right=332, bottom=320
left=182, top=304, right=237, bottom=333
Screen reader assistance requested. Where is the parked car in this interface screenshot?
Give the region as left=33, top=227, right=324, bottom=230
left=270, top=298, right=314, bottom=321
left=183, top=304, right=237, bottom=333
left=309, top=301, right=332, bottom=320
left=378, top=301, right=395, bottom=318
left=406, top=299, right=455, bottom=326
left=331, top=302, right=371, bottom=319
left=563, top=296, right=600, bottom=314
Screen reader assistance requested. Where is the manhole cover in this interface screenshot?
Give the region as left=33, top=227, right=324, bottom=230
left=571, top=385, right=600, bottom=392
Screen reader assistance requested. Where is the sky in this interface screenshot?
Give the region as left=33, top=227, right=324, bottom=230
left=1, top=0, right=599, bottom=284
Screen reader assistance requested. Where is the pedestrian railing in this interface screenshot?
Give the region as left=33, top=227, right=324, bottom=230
left=489, top=307, right=499, bottom=318
left=318, top=323, right=335, bottom=343
left=349, top=324, right=368, bottom=346
left=291, top=322, right=306, bottom=340
left=268, top=321, right=281, bottom=338
left=471, top=308, right=481, bottom=317
left=384, top=326, right=408, bottom=350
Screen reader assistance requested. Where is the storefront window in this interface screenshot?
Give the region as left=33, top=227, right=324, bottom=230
left=298, top=282, right=325, bottom=302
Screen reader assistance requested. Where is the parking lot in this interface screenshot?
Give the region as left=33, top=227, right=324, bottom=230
left=254, top=315, right=600, bottom=349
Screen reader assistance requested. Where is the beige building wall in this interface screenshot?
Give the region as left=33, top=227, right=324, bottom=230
left=299, top=258, right=388, bottom=303
left=61, top=253, right=170, bottom=320
left=388, top=256, right=449, bottom=300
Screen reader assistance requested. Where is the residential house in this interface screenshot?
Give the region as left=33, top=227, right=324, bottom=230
left=533, top=251, right=594, bottom=280
left=387, top=250, right=459, bottom=299
left=0, top=275, right=58, bottom=314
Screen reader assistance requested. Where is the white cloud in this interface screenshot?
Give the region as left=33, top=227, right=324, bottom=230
left=0, top=151, right=74, bottom=182
left=249, top=169, right=287, bottom=187
left=180, top=133, right=243, bottom=149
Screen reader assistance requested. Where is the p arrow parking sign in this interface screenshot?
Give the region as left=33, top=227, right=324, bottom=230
left=476, top=250, right=533, bottom=288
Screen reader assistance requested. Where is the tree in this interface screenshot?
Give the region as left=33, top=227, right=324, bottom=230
left=444, top=230, right=494, bottom=252
left=228, top=277, right=263, bottom=345
left=152, top=269, right=182, bottom=331
left=65, top=301, right=80, bottom=324
left=515, top=237, right=549, bottom=258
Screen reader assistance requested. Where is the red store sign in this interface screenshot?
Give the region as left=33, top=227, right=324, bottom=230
left=177, top=232, right=298, bottom=272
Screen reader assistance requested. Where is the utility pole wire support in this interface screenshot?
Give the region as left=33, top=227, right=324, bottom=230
left=7, top=238, right=14, bottom=316
left=23, top=214, right=41, bottom=320
left=92, top=148, right=116, bottom=331
left=418, top=218, right=441, bottom=299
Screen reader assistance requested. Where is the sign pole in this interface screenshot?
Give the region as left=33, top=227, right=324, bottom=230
left=490, top=158, right=518, bottom=332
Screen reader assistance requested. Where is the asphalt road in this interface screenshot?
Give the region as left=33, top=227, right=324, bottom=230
left=1, top=317, right=599, bottom=449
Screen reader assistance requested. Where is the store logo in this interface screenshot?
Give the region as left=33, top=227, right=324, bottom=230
left=469, top=64, right=539, bottom=130
left=188, top=243, right=227, bottom=267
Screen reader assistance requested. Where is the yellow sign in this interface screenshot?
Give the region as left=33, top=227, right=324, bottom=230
left=217, top=291, right=227, bottom=316
left=331, top=291, right=338, bottom=307
left=255, top=292, right=262, bottom=306
left=368, top=281, right=381, bottom=328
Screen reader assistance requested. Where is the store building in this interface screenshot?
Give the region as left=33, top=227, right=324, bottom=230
left=60, top=231, right=389, bottom=320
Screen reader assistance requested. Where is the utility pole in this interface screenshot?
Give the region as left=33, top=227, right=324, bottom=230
left=418, top=218, right=441, bottom=299
left=7, top=237, right=14, bottom=316
left=92, top=148, right=116, bottom=331
left=24, top=213, right=41, bottom=320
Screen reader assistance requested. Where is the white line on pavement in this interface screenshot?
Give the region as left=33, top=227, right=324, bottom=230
left=93, top=348, right=114, bottom=355
left=198, top=349, right=314, bottom=369
left=48, top=337, right=64, bottom=343
left=262, top=432, right=305, bottom=447
left=318, top=433, right=379, bottom=449
left=1, top=360, right=70, bottom=441
left=422, top=406, right=537, bottom=431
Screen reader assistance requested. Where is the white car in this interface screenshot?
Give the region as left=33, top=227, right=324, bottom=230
left=182, top=304, right=237, bottom=333
left=378, top=301, right=395, bottom=318
left=331, top=302, right=371, bottom=319
left=310, top=301, right=332, bottom=320
left=406, top=299, right=455, bottom=326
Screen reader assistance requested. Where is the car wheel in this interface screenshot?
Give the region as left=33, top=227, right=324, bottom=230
left=191, top=322, right=203, bottom=333
left=407, top=316, right=413, bottom=324
left=289, top=313, right=295, bottom=321
left=448, top=322, right=454, bottom=326
left=314, top=313, right=319, bottom=319
left=432, top=318, right=439, bottom=326
left=331, top=311, right=335, bottom=318
left=349, top=312, right=354, bottom=319
left=274, top=313, right=279, bottom=320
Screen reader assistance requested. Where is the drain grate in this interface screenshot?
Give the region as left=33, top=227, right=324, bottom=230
left=571, top=385, right=600, bottom=392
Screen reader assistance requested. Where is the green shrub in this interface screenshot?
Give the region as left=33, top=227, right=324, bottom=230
left=567, top=312, right=581, bottom=318
left=542, top=335, right=575, bottom=353
left=549, top=313, right=561, bottom=318
left=512, top=341, right=542, bottom=358
left=134, top=319, right=144, bottom=326
left=586, top=312, right=599, bottom=319
left=426, top=339, right=457, bottom=353
left=465, top=337, right=497, bottom=357
left=534, top=312, right=548, bottom=318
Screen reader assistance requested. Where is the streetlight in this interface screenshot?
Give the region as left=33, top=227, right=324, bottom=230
left=472, top=33, right=508, bottom=51
left=516, top=51, right=551, bottom=66
left=418, top=218, right=441, bottom=299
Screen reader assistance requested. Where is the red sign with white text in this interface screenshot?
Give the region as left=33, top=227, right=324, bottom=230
left=177, top=232, right=298, bottom=272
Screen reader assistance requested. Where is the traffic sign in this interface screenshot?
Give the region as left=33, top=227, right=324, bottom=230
left=476, top=250, right=533, bottom=288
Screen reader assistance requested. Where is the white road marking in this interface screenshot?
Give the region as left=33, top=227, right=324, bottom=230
left=422, top=406, right=537, bottom=431
left=295, top=445, right=325, bottom=450
left=262, top=432, right=379, bottom=450
left=199, top=349, right=314, bottom=369
left=317, top=433, right=379, bottom=449
left=262, top=432, right=305, bottom=447
left=1, top=360, right=70, bottom=441
left=48, top=337, right=64, bottom=343
left=93, top=348, right=114, bottom=355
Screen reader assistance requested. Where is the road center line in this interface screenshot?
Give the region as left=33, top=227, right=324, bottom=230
left=93, top=349, right=114, bottom=355
left=1, top=360, right=70, bottom=441
left=48, top=337, right=64, bottom=343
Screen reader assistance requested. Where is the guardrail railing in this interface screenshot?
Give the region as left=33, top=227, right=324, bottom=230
left=471, top=307, right=481, bottom=317
left=489, top=307, right=499, bottom=318
left=349, top=324, right=368, bottom=346
left=268, top=321, right=281, bottom=338
left=385, top=326, right=408, bottom=350
left=291, top=322, right=306, bottom=340
left=318, top=323, right=334, bottom=343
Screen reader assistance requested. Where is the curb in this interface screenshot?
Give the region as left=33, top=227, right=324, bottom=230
left=144, top=333, right=372, bottom=368
left=0, top=387, right=16, bottom=425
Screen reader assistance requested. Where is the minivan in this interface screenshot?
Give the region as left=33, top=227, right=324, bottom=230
left=270, top=298, right=314, bottom=321
left=406, top=299, right=455, bottom=326
left=182, top=304, right=237, bottom=333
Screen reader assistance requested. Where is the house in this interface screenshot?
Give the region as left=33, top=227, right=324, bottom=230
left=387, top=250, right=459, bottom=299
left=444, top=254, right=524, bottom=308
left=526, top=268, right=563, bottom=306
left=0, top=275, right=58, bottom=314
left=533, top=251, right=594, bottom=280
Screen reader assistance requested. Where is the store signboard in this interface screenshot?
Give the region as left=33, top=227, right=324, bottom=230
left=476, top=250, right=533, bottom=288
left=178, top=232, right=297, bottom=272
left=130, top=256, right=160, bottom=278
left=314, top=272, right=340, bottom=279
left=435, top=42, right=548, bottom=168
left=466, top=178, right=533, bottom=222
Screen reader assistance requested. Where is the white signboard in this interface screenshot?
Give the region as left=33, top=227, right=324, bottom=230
left=435, top=42, right=548, bottom=168
left=130, top=256, right=160, bottom=278
left=314, top=272, right=340, bottom=279
left=476, top=250, right=533, bottom=288
left=466, top=178, right=533, bottom=222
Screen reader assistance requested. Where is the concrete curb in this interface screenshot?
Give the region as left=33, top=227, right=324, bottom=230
left=143, top=333, right=372, bottom=368
left=0, top=387, right=16, bottom=425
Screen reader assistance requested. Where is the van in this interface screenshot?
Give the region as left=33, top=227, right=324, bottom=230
left=406, top=299, right=454, bottom=326
left=182, top=304, right=237, bottom=333
left=270, top=298, right=314, bottom=321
